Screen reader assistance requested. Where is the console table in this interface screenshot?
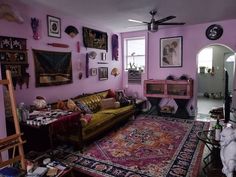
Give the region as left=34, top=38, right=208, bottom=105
left=144, top=79, right=193, bottom=118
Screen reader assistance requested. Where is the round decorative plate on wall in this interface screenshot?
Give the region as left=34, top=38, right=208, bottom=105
left=205, top=24, right=223, bottom=40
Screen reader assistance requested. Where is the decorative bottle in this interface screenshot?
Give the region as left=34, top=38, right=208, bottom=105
left=214, top=118, right=222, bottom=141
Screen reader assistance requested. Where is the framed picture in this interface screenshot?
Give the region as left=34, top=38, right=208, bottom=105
left=98, top=67, right=108, bottom=80
left=101, top=52, right=106, bottom=60
left=160, top=36, right=183, bottom=68
left=47, top=15, right=61, bottom=38
left=82, top=27, right=108, bottom=51
left=90, top=68, right=97, bottom=76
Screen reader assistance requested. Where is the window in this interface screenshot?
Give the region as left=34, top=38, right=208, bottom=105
left=198, top=47, right=213, bottom=73
left=124, top=37, right=145, bottom=71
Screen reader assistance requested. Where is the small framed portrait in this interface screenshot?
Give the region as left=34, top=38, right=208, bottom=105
left=47, top=15, right=61, bottom=38
left=98, top=67, right=108, bottom=80
left=160, top=36, right=183, bottom=68
left=90, top=68, right=97, bottom=76
left=101, top=52, right=106, bottom=60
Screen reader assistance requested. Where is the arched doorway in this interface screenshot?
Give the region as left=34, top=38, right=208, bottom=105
left=196, top=44, right=235, bottom=118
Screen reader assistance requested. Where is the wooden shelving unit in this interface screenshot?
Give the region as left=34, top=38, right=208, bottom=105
left=144, top=79, right=193, bottom=99
left=144, top=79, right=193, bottom=118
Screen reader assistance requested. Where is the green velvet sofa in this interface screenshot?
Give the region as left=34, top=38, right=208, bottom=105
left=54, top=90, right=135, bottom=150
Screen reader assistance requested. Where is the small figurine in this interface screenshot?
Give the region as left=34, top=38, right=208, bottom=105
left=220, top=126, right=236, bottom=177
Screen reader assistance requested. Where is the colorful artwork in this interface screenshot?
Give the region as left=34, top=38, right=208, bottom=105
left=112, top=34, right=118, bottom=60
left=0, top=36, right=29, bottom=89
left=82, top=27, right=108, bottom=51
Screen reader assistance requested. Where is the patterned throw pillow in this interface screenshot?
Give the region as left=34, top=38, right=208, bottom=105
left=76, top=101, right=92, bottom=114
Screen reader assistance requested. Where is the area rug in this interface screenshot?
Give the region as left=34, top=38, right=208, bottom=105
left=62, top=115, right=209, bottom=177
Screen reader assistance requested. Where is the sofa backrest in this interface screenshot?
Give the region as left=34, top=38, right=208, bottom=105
left=73, top=90, right=109, bottom=112
left=48, top=90, right=109, bottom=112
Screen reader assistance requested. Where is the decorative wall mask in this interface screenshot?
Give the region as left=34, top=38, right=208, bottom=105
left=31, top=18, right=40, bottom=40
left=0, top=3, right=24, bottom=23
left=65, top=25, right=78, bottom=38
left=112, top=34, right=119, bottom=60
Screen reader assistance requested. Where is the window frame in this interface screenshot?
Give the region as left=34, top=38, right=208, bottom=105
left=123, top=36, right=146, bottom=71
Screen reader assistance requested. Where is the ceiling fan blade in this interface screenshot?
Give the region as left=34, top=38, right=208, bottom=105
left=128, top=19, right=148, bottom=24
left=155, top=16, right=176, bottom=24
left=159, top=22, right=185, bottom=25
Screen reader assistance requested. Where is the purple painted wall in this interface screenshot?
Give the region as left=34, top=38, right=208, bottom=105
left=0, top=0, right=122, bottom=138
left=0, top=0, right=122, bottom=105
left=122, top=19, right=236, bottom=113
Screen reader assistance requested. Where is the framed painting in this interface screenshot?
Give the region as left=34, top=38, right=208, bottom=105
left=47, top=15, right=61, bottom=38
left=98, top=67, right=108, bottom=80
left=90, top=68, right=97, bottom=76
left=160, top=36, right=183, bottom=68
left=33, top=49, right=72, bottom=87
left=101, top=52, right=106, bottom=60
left=82, top=27, right=108, bottom=51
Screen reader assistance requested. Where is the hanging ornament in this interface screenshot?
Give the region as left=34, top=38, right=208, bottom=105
left=31, top=17, right=40, bottom=40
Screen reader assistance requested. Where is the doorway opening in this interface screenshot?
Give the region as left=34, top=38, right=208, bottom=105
left=197, top=44, right=235, bottom=117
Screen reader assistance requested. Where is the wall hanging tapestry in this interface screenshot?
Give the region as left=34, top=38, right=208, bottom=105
left=0, top=36, right=29, bottom=89
left=82, top=27, right=108, bottom=51
left=33, top=49, right=72, bottom=87
left=61, top=115, right=209, bottom=177
left=112, top=34, right=118, bottom=60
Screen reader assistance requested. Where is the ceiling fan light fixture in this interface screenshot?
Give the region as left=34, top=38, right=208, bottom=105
left=148, top=23, right=158, bottom=32
left=128, top=19, right=144, bottom=24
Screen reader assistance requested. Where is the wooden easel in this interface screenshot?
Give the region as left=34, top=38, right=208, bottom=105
left=0, top=70, right=26, bottom=170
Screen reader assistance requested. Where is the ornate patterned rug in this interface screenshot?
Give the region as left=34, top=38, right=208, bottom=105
left=62, top=115, right=209, bottom=177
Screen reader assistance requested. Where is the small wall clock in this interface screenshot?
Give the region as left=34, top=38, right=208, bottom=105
left=205, top=24, right=223, bottom=40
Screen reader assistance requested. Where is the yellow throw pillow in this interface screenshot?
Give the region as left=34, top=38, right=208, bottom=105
left=100, top=98, right=116, bottom=110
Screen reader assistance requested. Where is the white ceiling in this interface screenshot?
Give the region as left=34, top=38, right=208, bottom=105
left=20, top=0, right=236, bottom=32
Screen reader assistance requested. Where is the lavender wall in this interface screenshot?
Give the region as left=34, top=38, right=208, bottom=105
left=122, top=19, right=236, bottom=113
left=0, top=0, right=122, bottom=139
left=0, top=0, right=122, bottom=106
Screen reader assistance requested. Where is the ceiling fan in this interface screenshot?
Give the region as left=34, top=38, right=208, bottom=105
left=128, top=10, right=185, bottom=32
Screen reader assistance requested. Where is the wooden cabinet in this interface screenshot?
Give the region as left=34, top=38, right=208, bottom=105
left=144, top=79, right=193, bottom=99
left=144, top=79, right=194, bottom=118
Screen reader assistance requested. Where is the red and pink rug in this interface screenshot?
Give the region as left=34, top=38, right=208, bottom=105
left=63, top=115, right=209, bottom=177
